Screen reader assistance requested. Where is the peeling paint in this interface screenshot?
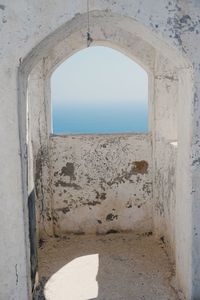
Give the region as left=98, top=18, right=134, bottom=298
left=59, top=162, right=75, bottom=180
left=1, top=1, right=200, bottom=299
left=106, top=213, right=118, bottom=221
left=56, top=207, right=70, bottom=214
left=0, top=4, right=5, bottom=10
left=49, top=134, right=152, bottom=235
left=132, top=160, right=148, bottom=175
left=54, top=179, right=81, bottom=190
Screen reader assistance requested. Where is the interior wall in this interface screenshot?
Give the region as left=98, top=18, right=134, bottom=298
left=31, top=15, right=156, bottom=239
left=25, top=11, right=194, bottom=299
left=176, top=67, right=194, bottom=296
left=28, top=62, right=53, bottom=239
left=0, top=1, right=195, bottom=299
left=154, top=140, right=177, bottom=258
left=49, top=134, right=153, bottom=235
left=153, top=53, right=179, bottom=258
left=45, top=46, right=180, bottom=254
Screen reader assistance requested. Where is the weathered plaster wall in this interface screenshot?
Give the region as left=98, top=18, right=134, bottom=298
left=28, top=62, right=53, bottom=239
left=29, top=8, right=157, bottom=240
left=1, top=1, right=200, bottom=299
left=153, top=53, right=179, bottom=253
left=154, top=141, right=177, bottom=259
left=49, top=134, right=152, bottom=235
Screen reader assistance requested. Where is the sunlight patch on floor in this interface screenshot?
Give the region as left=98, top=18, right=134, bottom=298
left=38, top=233, right=179, bottom=300
left=44, top=254, right=99, bottom=300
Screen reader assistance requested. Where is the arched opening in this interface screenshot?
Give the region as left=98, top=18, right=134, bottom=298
left=18, top=10, right=194, bottom=299
left=51, top=46, right=148, bottom=134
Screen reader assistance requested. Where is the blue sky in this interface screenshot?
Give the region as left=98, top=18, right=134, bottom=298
left=51, top=46, right=148, bottom=134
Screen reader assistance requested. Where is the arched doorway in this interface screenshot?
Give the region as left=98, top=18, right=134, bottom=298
left=18, top=10, right=194, bottom=299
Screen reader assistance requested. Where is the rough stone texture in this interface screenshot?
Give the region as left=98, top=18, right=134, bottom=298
left=50, top=134, right=152, bottom=235
left=1, top=1, right=200, bottom=299
left=37, top=233, right=180, bottom=300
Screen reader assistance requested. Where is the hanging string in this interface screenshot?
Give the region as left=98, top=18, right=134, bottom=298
left=87, top=0, right=93, bottom=47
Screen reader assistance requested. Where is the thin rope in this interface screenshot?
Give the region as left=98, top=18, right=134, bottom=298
left=87, top=0, right=93, bottom=47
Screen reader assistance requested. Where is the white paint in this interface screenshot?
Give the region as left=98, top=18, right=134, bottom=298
left=50, top=134, right=152, bottom=235
left=0, top=1, right=200, bottom=299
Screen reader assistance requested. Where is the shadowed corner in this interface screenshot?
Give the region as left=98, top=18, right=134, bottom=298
left=44, top=254, right=99, bottom=300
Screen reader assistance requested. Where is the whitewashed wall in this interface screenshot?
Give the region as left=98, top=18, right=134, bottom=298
left=1, top=1, right=200, bottom=299
left=50, top=134, right=153, bottom=235
left=154, top=141, right=177, bottom=260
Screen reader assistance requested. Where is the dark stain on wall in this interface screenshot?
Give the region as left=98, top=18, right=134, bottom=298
left=35, top=148, right=45, bottom=198
left=166, top=5, right=200, bottom=52
left=50, top=136, right=152, bottom=235
left=83, top=200, right=101, bottom=206
left=34, top=146, right=53, bottom=227
left=107, top=160, right=148, bottom=187
left=28, top=190, right=38, bottom=292
left=142, top=182, right=152, bottom=196
left=106, top=213, right=118, bottom=221
left=106, top=229, right=119, bottom=234
left=126, top=201, right=132, bottom=208
left=95, top=190, right=107, bottom=200
left=55, top=179, right=81, bottom=190
left=180, top=15, right=191, bottom=24
left=53, top=214, right=58, bottom=225
left=192, top=157, right=200, bottom=167
left=0, top=4, right=5, bottom=10
left=60, top=162, right=75, bottom=180
left=132, top=160, right=148, bottom=175
left=56, top=207, right=70, bottom=214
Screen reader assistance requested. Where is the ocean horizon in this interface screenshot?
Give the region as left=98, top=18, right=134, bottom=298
left=51, top=46, right=148, bottom=135
left=53, top=102, right=148, bottom=134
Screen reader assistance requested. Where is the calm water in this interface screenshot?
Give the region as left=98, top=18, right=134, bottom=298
left=51, top=46, right=148, bottom=134
left=53, top=102, right=148, bottom=134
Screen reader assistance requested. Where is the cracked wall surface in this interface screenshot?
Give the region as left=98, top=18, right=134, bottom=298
left=49, top=134, right=152, bottom=235
left=1, top=1, right=200, bottom=299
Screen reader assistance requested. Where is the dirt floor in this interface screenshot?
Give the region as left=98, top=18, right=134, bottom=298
left=35, top=232, right=181, bottom=300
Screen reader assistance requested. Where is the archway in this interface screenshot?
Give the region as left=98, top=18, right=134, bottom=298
left=18, top=10, right=193, bottom=299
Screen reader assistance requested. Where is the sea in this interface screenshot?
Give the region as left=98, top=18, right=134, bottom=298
left=53, top=102, right=148, bottom=134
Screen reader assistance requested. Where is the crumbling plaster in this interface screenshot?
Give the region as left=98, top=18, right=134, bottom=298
left=49, top=134, right=153, bottom=235
left=1, top=1, right=200, bottom=299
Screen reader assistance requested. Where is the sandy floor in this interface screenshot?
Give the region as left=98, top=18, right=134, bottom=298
left=36, top=232, right=179, bottom=300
